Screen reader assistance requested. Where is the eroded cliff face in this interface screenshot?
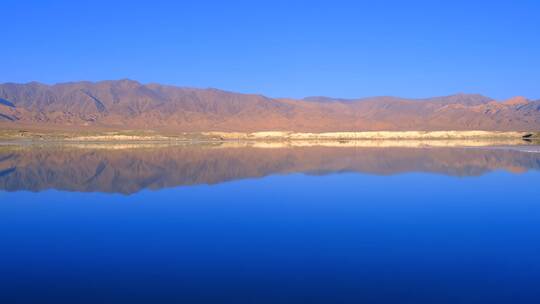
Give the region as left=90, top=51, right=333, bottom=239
left=1, top=144, right=539, bottom=194
left=1, top=80, right=539, bottom=132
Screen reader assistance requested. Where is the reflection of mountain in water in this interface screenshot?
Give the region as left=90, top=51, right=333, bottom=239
left=0, top=145, right=539, bottom=194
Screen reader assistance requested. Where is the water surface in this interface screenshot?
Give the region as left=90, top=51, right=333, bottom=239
left=1, top=143, right=539, bottom=303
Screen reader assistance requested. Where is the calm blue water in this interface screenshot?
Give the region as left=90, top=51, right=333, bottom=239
left=0, top=145, right=539, bottom=303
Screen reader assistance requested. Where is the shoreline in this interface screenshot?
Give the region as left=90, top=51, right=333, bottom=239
left=0, top=130, right=538, bottom=149
left=0, top=130, right=538, bottom=142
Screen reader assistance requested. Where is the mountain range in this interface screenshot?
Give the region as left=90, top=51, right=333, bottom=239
left=1, top=79, right=539, bottom=132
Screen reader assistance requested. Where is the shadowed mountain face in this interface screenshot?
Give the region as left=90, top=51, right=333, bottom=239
left=0, top=145, right=539, bottom=194
left=1, top=80, right=539, bottom=131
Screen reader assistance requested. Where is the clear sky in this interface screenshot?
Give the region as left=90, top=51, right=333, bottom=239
left=3, top=0, right=539, bottom=100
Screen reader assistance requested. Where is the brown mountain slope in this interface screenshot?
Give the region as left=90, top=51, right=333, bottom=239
left=0, top=79, right=539, bottom=132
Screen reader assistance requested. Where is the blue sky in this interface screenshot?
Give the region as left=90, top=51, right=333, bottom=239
left=2, top=0, right=539, bottom=99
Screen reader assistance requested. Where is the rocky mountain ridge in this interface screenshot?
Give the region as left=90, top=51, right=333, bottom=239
left=1, top=80, right=539, bottom=132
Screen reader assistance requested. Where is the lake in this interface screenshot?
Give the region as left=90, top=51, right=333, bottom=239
left=1, top=143, right=539, bottom=303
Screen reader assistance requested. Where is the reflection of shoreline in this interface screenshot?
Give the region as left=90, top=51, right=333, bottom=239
left=1, top=144, right=539, bottom=194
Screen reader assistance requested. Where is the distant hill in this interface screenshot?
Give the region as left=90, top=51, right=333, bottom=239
left=1, top=79, right=539, bottom=132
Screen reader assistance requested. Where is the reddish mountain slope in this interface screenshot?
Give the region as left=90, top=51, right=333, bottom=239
left=1, top=80, right=539, bottom=131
